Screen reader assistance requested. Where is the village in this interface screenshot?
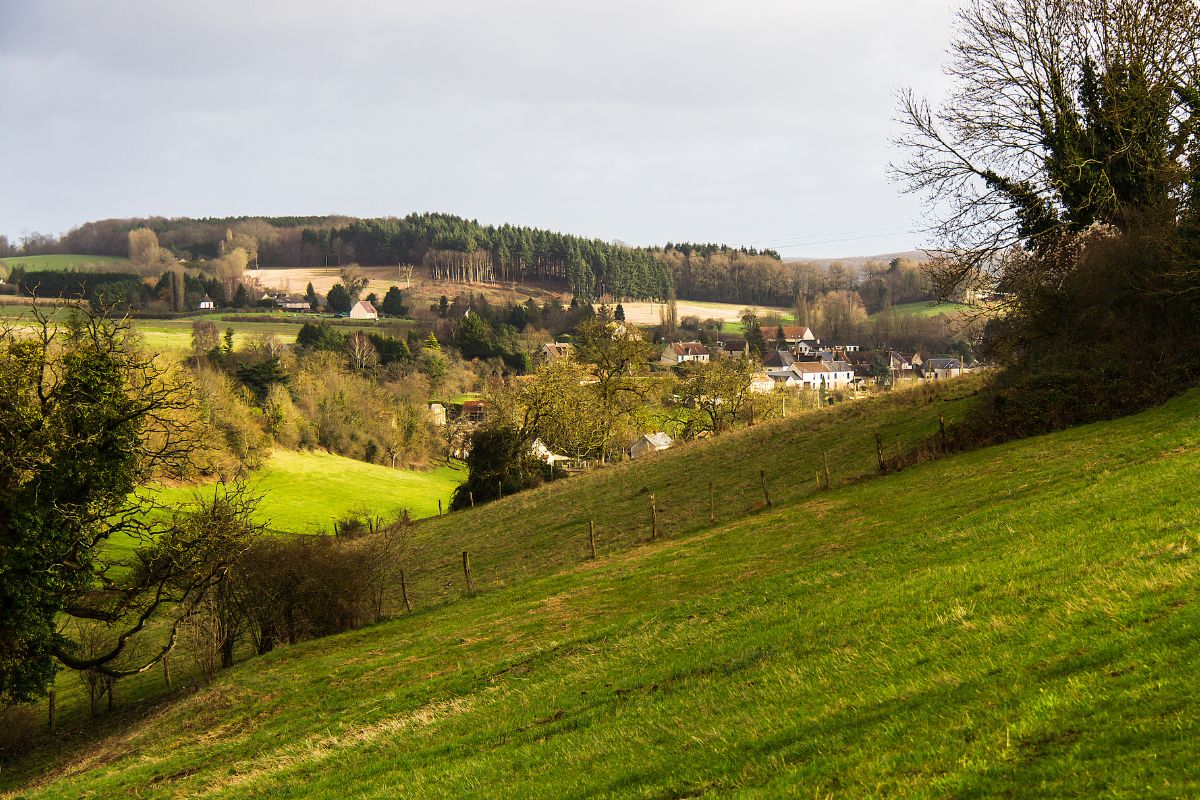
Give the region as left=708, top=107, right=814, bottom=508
left=432, top=320, right=978, bottom=471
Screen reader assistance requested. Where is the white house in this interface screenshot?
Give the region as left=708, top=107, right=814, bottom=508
left=775, top=361, right=855, bottom=389
left=749, top=373, right=777, bottom=394
left=197, top=295, right=215, bottom=310
left=350, top=300, right=378, bottom=320
left=661, top=341, right=711, bottom=365
left=428, top=403, right=447, bottom=426
left=630, top=432, right=674, bottom=458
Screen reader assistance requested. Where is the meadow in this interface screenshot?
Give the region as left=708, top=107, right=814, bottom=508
left=154, top=449, right=465, bottom=535
left=0, top=254, right=129, bottom=274
left=870, top=299, right=974, bottom=319
left=14, top=377, right=1200, bottom=796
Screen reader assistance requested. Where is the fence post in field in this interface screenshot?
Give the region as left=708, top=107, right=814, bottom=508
left=48, top=688, right=56, bottom=734
left=469, top=491, right=475, bottom=509
left=497, top=481, right=503, bottom=501
left=760, top=468, right=772, bottom=507
left=875, top=432, right=886, bottom=473
left=588, top=520, right=598, bottom=560
left=709, top=480, right=715, bottom=523
left=163, top=653, right=172, bottom=689
left=400, top=569, right=412, bottom=613
left=650, top=494, right=659, bottom=540
left=823, top=451, right=832, bottom=490
left=939, top=413, right=947, bottom=452
left=462, top=550, right=475, bottom=594
left=815, top=470, right=821, bottom=490
left=438, top=499, right=443, bottom=516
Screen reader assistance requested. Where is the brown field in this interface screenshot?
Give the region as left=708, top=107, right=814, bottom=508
left=246, top=267, right=789, bottom=325
left=246, top=267, right=570, bottom=313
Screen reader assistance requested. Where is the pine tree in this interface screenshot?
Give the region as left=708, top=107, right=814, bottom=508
left=614, top=303, right=626, bottom=322
left=305, top=282, right=318, bottom=310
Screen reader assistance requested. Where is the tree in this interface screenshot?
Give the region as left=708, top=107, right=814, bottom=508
left=346, top=331, right=378, bottom=372
left=894, top=0, right=1200, bottom=297
left=0, top=306, right=261, bottom=704
left=380, top=286, right=407, bottom=317
left=742, top=312, right=765, bottom=356
left=574, top=320, right=657, bottom=461
left=296, top=321, right=346, bottom=352
left=457, top=313, right=494, bottom=360
left=232, top=283, right=252, bottom=309
left=450, top=424, right=542, bottom=509
left=614, top=303, right=626, bottom=322
left=438, top=295, right=449, bottom=318
left=339, top=265, right=370, bottom=300
left=305, top=282, right=319, bottom=310
left=128, top=228, right=160, bottom=266
left=677, top=357, right=757, bottom=436
left=895, top=0, right=1200, bottom=433
left=326, top=283, right=352, bottom=314
left=191, top=320, right=220, bottom=358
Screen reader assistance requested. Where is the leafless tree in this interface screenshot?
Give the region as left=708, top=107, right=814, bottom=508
left=893, top=0, right=1200, bottom=299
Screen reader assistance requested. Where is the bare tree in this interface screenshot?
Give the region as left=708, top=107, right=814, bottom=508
left=893, top=0, right=1200, bottom=298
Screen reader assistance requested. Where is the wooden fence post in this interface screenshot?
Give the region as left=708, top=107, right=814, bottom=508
left=438, top=499, right=443, bottom=516
left=469, top=491, right=475, bottom=509
left=760, top=468, right=772, bottom=507
left=48, top=688, right=56, bottom=735
left=939, top=413, right=947, bottom=452
left=650, top=494, right=659, bottom=540
left=822, top=451, right=832, bottom=490
left=400, top=569, right=412, bottom=613
left=497, top=481, right=503, bottom=501
left=588, top=520, right=598, bottom=560
left=875, top=432, right=886, bottom=473
left=163, top=653, right=172, bottom=689
left=709, top=480, right=715, bottom=524
left=462, top=550, right=475, bottom=594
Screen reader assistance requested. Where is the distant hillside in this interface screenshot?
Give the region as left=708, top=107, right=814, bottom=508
left=785, top=249, right=930, bottom=269
left=9, top=378, right=1200, bottom=796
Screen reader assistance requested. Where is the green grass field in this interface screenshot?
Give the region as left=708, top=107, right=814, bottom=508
left=7, top=379, right=1200, bottom=797
left=156, top=449, right=465, bottom=534
left=870, top=300, right=973, bottom=319
left=0, top=303, right=393, bottom=353
left=0, top=254, right=130, bottom=273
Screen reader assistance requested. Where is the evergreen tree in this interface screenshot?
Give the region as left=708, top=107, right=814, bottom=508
left=326, top=283, right=352, bottom=314
left=305, top=282, right=318, bottom=310
left=381, top=286, right=407, bottom=317
left=232, top=283, right=251, bottom=308
left=614, top=303, right=626, bottom=322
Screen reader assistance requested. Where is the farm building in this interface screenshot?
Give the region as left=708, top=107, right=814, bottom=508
left=660, top=341, right=711, bottom=366
left=350, top=300, right=378, bottom=320
left=630, top=432, right=674, bottom=459
left=197, top=295, right=214, bottom=310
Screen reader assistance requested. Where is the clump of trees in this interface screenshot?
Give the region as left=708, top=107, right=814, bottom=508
left=0, top=307, right=262, bottom=706
left=895, top=0, right=1200, bottom=436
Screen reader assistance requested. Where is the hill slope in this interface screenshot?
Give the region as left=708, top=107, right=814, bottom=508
left=5, top=381, right=1200, bottom=798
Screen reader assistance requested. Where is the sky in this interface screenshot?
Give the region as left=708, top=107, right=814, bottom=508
left=0, top=1, right=957, bottom=258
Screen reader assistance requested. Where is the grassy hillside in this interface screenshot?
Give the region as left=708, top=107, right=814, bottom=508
left=7, top=379, right=1200, bottom=797
left=155, top=449, right=465, bottom=533
left=870, top=300, right=972, bottom=319
left=0, top=253, right=129, bottom=272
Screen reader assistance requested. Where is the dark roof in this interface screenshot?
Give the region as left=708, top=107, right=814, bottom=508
left=761, top=350, right=795, bottom=368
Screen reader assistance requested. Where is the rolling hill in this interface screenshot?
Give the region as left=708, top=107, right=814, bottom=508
left=5, top=378, right=1200, bottom=798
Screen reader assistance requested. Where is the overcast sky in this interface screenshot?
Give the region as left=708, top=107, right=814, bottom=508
left=0, top=1, right=957, bottom=258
